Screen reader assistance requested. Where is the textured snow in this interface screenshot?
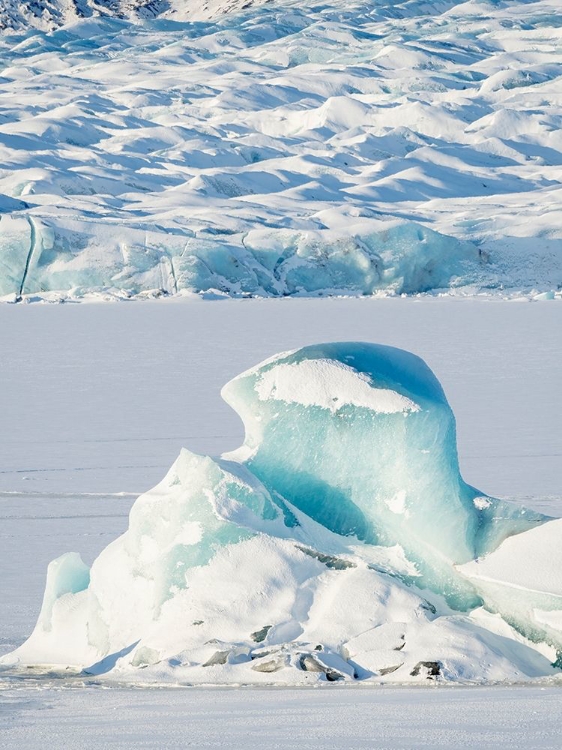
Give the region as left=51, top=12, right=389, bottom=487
left=254, top=358, right=420, bottom=413
left=3, top=341, right=561, bottom=686
left=0, top=0, right=561, bottom=299
left=0, top=1, right=167, bottom=31
left=0, top=0, right=264, bottom=31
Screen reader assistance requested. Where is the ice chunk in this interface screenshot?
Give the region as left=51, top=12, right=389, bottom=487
left=224, top=343, right=545, bottom=608
left=459, top=519, right=562, bottom=649
left=38, top=552, right=90, bottom=632
left=2, top=342, right=559, bottom=685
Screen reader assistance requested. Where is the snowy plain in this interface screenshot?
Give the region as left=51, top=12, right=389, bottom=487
left=2, top=685, right=562, bottom=749
left=0, top=297, right=561, bottom=745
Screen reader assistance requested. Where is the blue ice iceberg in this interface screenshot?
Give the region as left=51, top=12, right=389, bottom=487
left=3, top=343, right=561, bottom=684
left=223, top=344, right=545, bottom=609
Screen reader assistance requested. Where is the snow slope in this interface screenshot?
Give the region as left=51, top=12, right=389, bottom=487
left=1, top=0, right=561, bottom=299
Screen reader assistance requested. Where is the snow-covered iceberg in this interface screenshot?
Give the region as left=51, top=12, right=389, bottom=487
left=3, top=343, right=562, bottom=685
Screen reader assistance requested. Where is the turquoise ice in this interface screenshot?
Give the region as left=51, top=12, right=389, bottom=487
left=224, top=343, right=546, bottom=608
left=3, top=342, right=560, bottom=683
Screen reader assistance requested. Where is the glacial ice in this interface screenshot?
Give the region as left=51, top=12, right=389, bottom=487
left=0, top=216, right=481, bottom=299
left=2, top=342, right=561, bottom=684
left=1, top=0, right=562, bottom=301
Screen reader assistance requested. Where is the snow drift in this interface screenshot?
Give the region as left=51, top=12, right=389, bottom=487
left=3, top=343, right=562, bottom=685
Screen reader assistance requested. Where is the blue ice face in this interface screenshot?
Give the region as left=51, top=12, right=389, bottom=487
left=5, top=341, right=556, bottom=676
left=223, top=342, right=545, bottom=608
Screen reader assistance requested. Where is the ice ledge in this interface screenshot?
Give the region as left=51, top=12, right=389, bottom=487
left=0, top=215, right=484, bottom=300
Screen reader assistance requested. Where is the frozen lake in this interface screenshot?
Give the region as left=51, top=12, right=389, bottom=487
left=1, top=685, right=562, bottom=749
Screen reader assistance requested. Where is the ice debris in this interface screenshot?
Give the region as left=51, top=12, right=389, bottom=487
left=3, top=343, right=562, bottom=685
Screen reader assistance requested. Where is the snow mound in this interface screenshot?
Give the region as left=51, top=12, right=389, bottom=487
left=3, top=343, right=561, bottom=685
left=1, top=0, right=561, bottom=300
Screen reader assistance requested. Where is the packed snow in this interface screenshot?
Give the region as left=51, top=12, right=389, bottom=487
left=1, top=0, right=562, bottom=300
left=3, top=340, right=561, bottom=686
left=2, top=686, right=562, bottom=749
left=252, top=357, right=421, bottom=413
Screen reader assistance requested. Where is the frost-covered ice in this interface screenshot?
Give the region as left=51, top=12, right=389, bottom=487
left=3, top=341, right=561, bottom=686
left=1, top=0, right=562, bottom=299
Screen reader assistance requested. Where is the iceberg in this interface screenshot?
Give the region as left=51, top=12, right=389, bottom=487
left=3, top=343, right=561, bottom=684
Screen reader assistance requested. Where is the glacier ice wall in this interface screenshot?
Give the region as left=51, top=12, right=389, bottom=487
left=1, top=0, right=561, bottom=300
left=3, top=342, right=561, bottom=685
left=0, top=216, right=481, bottom=299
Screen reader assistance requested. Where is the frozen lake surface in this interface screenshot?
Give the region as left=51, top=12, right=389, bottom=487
left=1, top=685, right=562, bottom=749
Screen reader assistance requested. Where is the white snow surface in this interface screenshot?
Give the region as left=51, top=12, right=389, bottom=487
left=1, top=0, right=562, bottom=299
left=254, top=358, right=420, bottom=413
left=460, top=519, right=562, bottom=647
left=2, top=686, right=562, bottom=749
left=461, top=520, right=562, bottom=599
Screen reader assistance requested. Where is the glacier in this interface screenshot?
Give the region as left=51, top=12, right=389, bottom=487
left=3, top=342, right=562, bottom=685
left=1, top=0, right=562, bottom=300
